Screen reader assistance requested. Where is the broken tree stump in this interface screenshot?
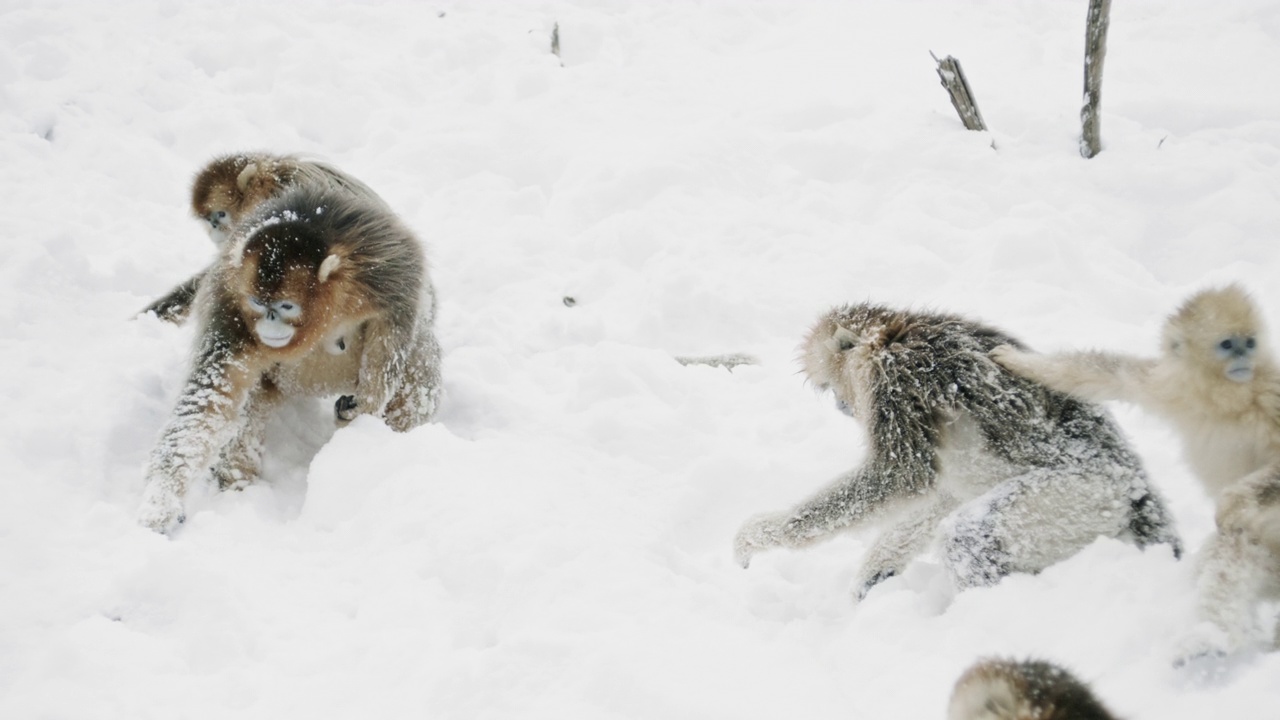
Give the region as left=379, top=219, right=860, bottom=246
left=932, top=52, right=987, bottom=132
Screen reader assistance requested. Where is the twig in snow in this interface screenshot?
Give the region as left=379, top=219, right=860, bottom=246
left=675, top=353, right=759, bottom=371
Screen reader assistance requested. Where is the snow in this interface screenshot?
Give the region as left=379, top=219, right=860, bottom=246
left=2, top=0, right=1278, bottom=717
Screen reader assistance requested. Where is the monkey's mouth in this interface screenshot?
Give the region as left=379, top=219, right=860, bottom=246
left=1225, top=365, right=1254, bottom=383
left=255, top=319, right=296, bottom=348
left=258, top=333, right=294, bottom=348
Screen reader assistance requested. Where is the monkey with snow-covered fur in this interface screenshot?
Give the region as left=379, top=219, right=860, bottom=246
left=949, top=658, right=1119, bottom=720
left=142, top=152, right=388, bottom=323
left=138, top=182, right=442, bottom=534
left=735, top=303, right=1179, bottom=599
left=993, top=285, right=1280, bottom=659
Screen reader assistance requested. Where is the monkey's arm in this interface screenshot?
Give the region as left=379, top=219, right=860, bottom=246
left=137, top=343, right=255, bottom=533
left=990, top=345, right=1157, bottom=405
left=734, top=423, right=938, bottom=568
left=141, top=271, right=204, bottom=324
left=337, top=316, right=413, bottom=427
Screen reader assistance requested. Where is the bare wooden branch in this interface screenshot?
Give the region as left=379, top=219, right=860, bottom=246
left=551, top=22, right=561, bottom=59
left=1080, top=0, right=1112, bottom=158
left=675, top=353, right=759, bottom=371
left=932, top=52, right=987, bottom=132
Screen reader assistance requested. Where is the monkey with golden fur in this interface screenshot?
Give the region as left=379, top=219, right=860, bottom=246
left=142, top=152, right=386, bottom=322
left=949, top=658, right=1120, bottom=720
left=137, top=183, right=442, bottom=534
left=993, top=285, right=1280, bottom=659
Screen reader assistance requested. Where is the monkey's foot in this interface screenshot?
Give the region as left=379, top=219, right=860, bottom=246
left=335, top=395, right=359, bottom=423
left=853, top=570, right=896, bottom=603
left=137, top=483, right=186, bottom=534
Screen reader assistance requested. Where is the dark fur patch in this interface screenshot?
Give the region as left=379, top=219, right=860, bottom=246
left=1257, top=477, right=1280, bottom=507
left=244, top=223, right=328, bottom=295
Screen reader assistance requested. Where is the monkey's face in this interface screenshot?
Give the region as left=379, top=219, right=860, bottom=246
left=245, top=292, right=303, bottom=348
left=191, top=181, right=239, bottom=246
left=203, top=205, right=234, bottom=245
left=1212, top=334, right=1257, bottom=383
left=233, top=224, right=340, bottom=355
left=801, top=318, right=862, bottom=418
left=1165, top=285, right=1267, bottom=385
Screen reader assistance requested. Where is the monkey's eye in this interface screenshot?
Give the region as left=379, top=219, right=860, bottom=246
left=837, top=339, right=855, bottom=351
left=1219, top=339, right=1233, bottom=351
left=247, top=296, right=267, bottom=314
left=1246, top=337, right=1257, bottom=349
left=273, top=301, right=302, bottom=320
left=217, top=210, right=228, bottom=219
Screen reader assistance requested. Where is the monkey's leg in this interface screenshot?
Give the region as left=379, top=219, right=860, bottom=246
left=1185, top=528, right=1271, bottom=657
left=344, top=317, right=411, bottom=427
left=141, top=271, right=204, bottom=324
left=138, top=351, right=256, bottom=533
left=380, top=325, right=443, bottom=432
left=854, top=494, right=959, bottom=601
left=1217, top=465, right=1280, bottom=558
left=942, top=468, right=1131, bottom=589
left=211, top=382, right=281, bottom=490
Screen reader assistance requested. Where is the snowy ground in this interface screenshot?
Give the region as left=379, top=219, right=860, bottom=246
left=2, top=0, right=1279, bottom=717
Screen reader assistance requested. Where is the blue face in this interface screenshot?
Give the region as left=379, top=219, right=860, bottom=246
left=1213, top=335, right=1256, bottom=382
left=246, top=296, right=303, bottom=348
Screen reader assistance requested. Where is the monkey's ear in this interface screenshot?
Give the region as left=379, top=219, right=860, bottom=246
left=826, top=327, right=857, bottom=353
left=236, top=163, right=260, bottom=191
left=318, top=254, right=342, bottom=283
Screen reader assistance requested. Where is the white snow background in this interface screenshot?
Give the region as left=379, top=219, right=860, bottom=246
left=2, top=0, right=1278, bottom=717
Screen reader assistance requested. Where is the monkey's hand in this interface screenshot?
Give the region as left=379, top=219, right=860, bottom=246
left=140, top=275, right=201, bottom=325
left=136, top=482, right=186, bottom=535
left=335, top=395, right=359, bottom=424
left=989, top=344, right=1036, bottom=375
left=734, top=512, right=791, bottom=568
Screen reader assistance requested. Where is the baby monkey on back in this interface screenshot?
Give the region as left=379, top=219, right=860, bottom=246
left=143, top=152, right=385, bottom=322
left=138, top=157, right=441, bottom=533
left=994, top=285, right=1280, bottom=659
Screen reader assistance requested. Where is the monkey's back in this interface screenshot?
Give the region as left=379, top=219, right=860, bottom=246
left=848, top=305, right=1139, bottom=473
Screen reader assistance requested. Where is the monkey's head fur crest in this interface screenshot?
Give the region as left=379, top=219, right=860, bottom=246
left=1163, top=284, right=1269, bottom=384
